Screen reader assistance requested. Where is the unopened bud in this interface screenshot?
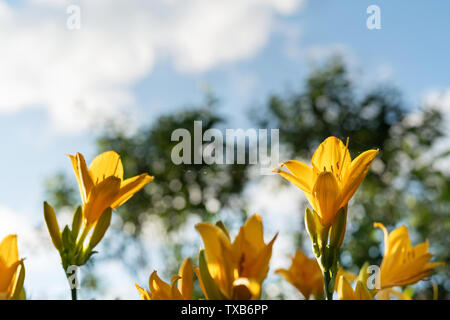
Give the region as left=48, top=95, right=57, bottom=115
left=88, top=208, right=112, bottom=250
left=43, top=202, right=63, bottom=252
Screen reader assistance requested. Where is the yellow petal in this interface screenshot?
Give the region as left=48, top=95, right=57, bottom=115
left=0, top=261, right=21, bottom=294
left=149, top=271, right=172, bottom=300
left=272, top=168, right=313, bottom=204
left=0, top=235, right=21, bottom=295
left=0, top=235, right=19, bottom=266
left=170, top=275, right=185, bottom=300
left=195, top=223, right=235, bottom=297
left=413, top=240, right=429, bottom=256
left=69, top=153, right=94, bottom=205
left=354, top=281, right=372, bottom=300
left=340, top=149, right=378, bottom=207
left=111, top=174, right=153, bottom=209
left=83, top=176, right=121, bottom=224
left=232, top=214, right=277, bottom=281
left=135, top=283, right=151, bottom=300
left=247, top=233, right=277, bottom=281
left=311, top=136, right=351, bottom=175
left=374, top=222, right=389, bottom=255
left=234, top=214, right=265, bottom=252
left=9, top=260, right=25, bottom=300
left=177, top=258, right=194, bottom=300
left=89, top=151, right=124, bottom=184
left=280, top=160, right=315, bottom=193
left=337, top=275, right=354, bottom=300
left=312, top=171, right=341, bottom=226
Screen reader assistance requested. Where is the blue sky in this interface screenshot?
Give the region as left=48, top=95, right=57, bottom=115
left=0, top=0, right=449, bottom=298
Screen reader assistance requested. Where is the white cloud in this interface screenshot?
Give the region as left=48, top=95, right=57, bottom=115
left=0, top=0, right=305, bottom=133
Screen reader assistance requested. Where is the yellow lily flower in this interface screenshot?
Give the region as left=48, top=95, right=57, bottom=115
left=273, top=136, right=379, bottom=227
left=69, top=151, right=153, bottom=225
left=276, top=249, right=324, bottom=299
left=337, top=276, right=373, bottom=300
left=375, top=222, right=443, bottom=289
left=195, top=214, right=277, bottom=299
left=136, top=258, right=194, bottom=300
left=0, top=235, right=25, bottom=300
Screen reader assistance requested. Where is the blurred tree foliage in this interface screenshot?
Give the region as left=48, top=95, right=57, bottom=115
left=255, top=57, right=450, bottom=299
left=45, top=96, right=251, bottom=290
left=46, top=57, right=449, bottom=299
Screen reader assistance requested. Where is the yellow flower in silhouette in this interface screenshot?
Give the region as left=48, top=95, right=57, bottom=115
left=375, top=223, right=443, bottom=289
left=195, top=214, right=277, bottom=300
left=276, top=249, right=323, bottom=299
left=0, top=235, right=25, bottom=300
left=273, top=136, right=378, bottom=227
left=69, top=151, right=153, bottom=225
left=136, top=258, right=194, bottom=300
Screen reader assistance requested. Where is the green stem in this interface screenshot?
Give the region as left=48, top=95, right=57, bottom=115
left=323, top=270, right=333, bottom=300
left=71, top=287, right=77, bottom=300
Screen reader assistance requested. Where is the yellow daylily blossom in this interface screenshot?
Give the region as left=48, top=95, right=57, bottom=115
left=136, top=258, right=194, bottom=300
left=195, top=214, right=277, bottom=300
left=69, top=151, right=153, bottom=225
left=276, top=249, right=324, bottom=299
left=273, top=136, right=379, bottom=227
left=375, top=222, right=443, bottom=289
left=337, top=276, right=373, bottom=300
left=0, top=235, right=25, bottom=300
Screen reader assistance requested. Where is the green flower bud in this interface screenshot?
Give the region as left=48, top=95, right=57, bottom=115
left=88, top=208, right=112, bottom=250
left=329, top=207, right=347, bottom=249
left=43, top=201, right=63, bottom=252
left=71, top=206, right=82, bottom=241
